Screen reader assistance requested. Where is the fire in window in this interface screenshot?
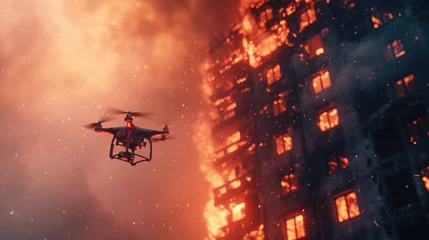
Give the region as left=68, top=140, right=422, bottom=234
left=274, top=133, right=293, bottom=155
left=341, top=0, right=356, bottom=9
left=394, top=74, right=415, bottom=97
left=266, top=64, right=281, bottom=85
left=230, top=202, right=246, bottom=222
left=273, top=92, right=287, bottom=116
left=420, top=166, right=429, bottom=191
left=304, top=34, right=324, bottom=59
left=260, top=8, right=273, bottom=26
left=226, top=131, right=241, bottom=153
left=335, top=191, right=360, bottom=223
left=285, top=214, right=305, bottom=240
left=406, top=116, right=429, bottom=144
left=299, top=7, right=316, bottom=32
left=312, top=71, right=331, bottom=94
left=328, top=152, right=349, bottom=175
left=318, top=108, right=339, bottom=132
left=371, top=12, right=393, bottom=29
left=385, top=40, right=405, bottom=60
left=280, top=173, right=298, bottom=196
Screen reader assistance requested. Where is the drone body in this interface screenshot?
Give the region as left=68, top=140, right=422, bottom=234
left=84, top=109, right=171, bottom=166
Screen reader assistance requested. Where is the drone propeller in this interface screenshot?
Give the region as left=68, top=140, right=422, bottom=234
left=105, top=107, right=153, bottom=118
left=152, top=135, right=176, bottom=143
left=82, top=115, right=114, bottom=129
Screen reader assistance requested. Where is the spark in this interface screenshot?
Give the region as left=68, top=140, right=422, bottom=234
left=374, top=220, right=379, bottom=227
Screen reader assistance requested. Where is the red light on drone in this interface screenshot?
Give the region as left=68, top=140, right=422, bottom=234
left=127, top=122, right=131, bottom=128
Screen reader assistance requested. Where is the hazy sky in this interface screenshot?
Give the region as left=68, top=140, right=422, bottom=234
left=0, top=0, right=239, bottom=239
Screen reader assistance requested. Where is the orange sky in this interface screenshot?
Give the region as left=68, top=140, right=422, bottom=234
left=0, top=0, right=238, bottom=239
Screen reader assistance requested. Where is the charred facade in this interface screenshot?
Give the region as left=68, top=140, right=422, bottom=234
left=199, top=0, right=429, bottom=239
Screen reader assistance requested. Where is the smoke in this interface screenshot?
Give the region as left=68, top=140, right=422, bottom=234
left=0, top=0, right=238, bottom=239
left=297, top=12, right=427, bottom=106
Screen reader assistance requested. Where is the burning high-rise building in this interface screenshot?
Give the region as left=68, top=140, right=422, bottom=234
left=194, top=0, right=429, bottom=239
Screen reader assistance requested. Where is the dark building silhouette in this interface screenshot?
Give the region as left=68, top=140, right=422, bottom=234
left=199, top=0, right=429, bottom=239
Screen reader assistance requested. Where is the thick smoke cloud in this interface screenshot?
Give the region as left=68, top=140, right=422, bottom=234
left=0, top=0, right=238, bottom=239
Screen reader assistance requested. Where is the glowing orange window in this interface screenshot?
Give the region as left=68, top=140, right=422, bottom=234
left=273, top=92, right=287, bottom=116
left=318, top=108, right=339, bottom=131
left=274, top=133, right=293, bottom=155
left=341, top=0, right=356, bottom=9
left=286, top=214, right=305, bottom=240
left=281, top=173, right=298, bottom=196
left=385, top=40, right=405, bottom=60
left=328, top=152, right=349, bottom=175
left=299, top=8, right=316, bottom=32
left=421, top=166, right=429, bottom=191
left=406, top=116, right=429, bottom=144
left=266, top=64, right=281, bottom=85
left=335, top=191, right=360, bottom=223
left=312, top=71, right=331, bottom=94
left=394, top=74, right=415, bottom=97
left=304, top=35, right=324, bottom=59
left=230, top=202, right=246, bottom=222
left=260, top=8, right=273, bottom=26
left=371, top=12, right=393, bottom=29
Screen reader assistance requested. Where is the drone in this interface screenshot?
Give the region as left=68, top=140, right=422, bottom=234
left=83, top=107, right=173, bottom=166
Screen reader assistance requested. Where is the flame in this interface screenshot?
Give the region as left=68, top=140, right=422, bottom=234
left=193, top=112, right=230, bottom=239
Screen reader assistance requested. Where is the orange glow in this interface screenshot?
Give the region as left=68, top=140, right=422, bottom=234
left=318, top=108, right=339, bottom=131
left=304, top=34, right=324, bottom=59
left=266, top=64, right=281, bottom=85
left=421, top=166, right=429, bottom=191
left=260, top=8, right=273, bottom=26
left=281, top=173, right=298, bottom=196
left=335, top=191, right=360, bottom=223
left=371, top=12, right=393, bottom=29
left=243, top=224, right=265, bottom=240
left=193, top=112, right=230, bottom=239
left=230, top=202, right=246, bottom=222
left=386, top=40, right=405, bottom=60
left=226, top=131, right=241, bottom=145
left=328, top=153, right=349, bottom=175
left=286, top=214, right=306, bottom=240
left=299, top=7, right=316, bottom=32
left=275, top=133, right=293, bottom=155
left=395, top=74, right=415, bottom=97
left=273, top=92, right=287, bottom=116
left=312, top=71, right=331, bottom=94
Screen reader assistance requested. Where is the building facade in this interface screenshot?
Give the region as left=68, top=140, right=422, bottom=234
left=199, top=0, right=429, bottom=239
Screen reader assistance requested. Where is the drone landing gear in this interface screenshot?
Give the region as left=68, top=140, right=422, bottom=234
left=109, top=136, right=152, bottom=166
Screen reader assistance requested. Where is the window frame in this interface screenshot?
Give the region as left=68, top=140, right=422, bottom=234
left=280, top=170, right=298, bottom=196
left=311, top=70, right=331, bottom=94
left=266, top=64, right=282, bottom=85
left=317, top=107, right=340, bottom=132
left=334, top=191, right=361, bottom=223
left=385, top=39, right=405, bottom=61
left=328, top=151, right=349, bottom=175
left=273, top=92, right=288, bottom=116
left=274, top=132, right=293, bottom=155
left=285, top=213, right=306, bottom=240
left=299, top=7, right=316, bottom=32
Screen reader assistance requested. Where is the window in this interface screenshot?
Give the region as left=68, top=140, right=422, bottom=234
left=230, top=202, right=246, bottom=222
left=260, top=8, right=273, bottom=26
left=406, top=116, right=429, bottom=144
left=274, top=133, right=293, bottom=155
left=385, top=40, right=405, bottom=60
left=280, top=173, right=298, bottom=196
left=328, top=152, right=349, bottom=175
left=226, top=131, right=241, bottom=153
left=394, top=74, right=415, bottom=97
left=304, top=35, right=324, bottom=59
left=341, top=0, right=356, bottom=9
left=371, top=12, right=393, bottom=29
left=335, top=191, right=360, bottom=223
left=318, top=108, right=339, bottom=131
left=299, top=8, right=316, bottom=32
left=266, top=64, right=281, bottom=85
left=312, top=71, right=331, bottom=94
left=273, top=92, right=287, bottom=116
left=285, top=214, right=305, bottom=240
left=421, top=166, right=429, bottom=191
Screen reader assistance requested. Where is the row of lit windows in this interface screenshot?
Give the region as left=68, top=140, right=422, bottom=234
left=284, top=191, right=360, bottom=239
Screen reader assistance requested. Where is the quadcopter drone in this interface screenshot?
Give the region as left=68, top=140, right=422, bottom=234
left=83, top=108, right=173, bottom=166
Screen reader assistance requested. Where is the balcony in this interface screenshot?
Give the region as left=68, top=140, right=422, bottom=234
left=214, top=192, right=262, bottom=240
left=213, top=170, right=257, bottom=207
